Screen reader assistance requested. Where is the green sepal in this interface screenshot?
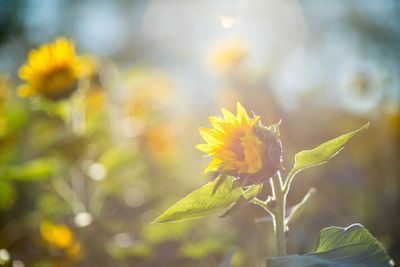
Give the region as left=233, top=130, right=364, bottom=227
left=267, top=119, right=282, bottom=136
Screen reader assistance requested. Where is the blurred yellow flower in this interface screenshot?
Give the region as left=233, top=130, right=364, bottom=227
left=0, top=73, right=10, bottom=111
left=66, top=241, right=82, bottom=260
left=207, top=41, right=246, bottom=75
left=145, top=123, right=178, bottom=159
left=40, top=221, right=82, bottom=260
left=125, top=69, right=174, bottom=118
left=196, top=102, right=262, bottom=175
left=18, top=37, right=92, bottom=100
left=0, top=74, right=10, bottom=136
left=40, top=221, right=73, bottom=249
left=84, top=87, right=107, bottom=115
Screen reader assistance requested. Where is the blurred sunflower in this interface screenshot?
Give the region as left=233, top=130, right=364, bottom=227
left=40, top=221, right=82, bottom=259
left=124, top=68, right=174, bottom=119
left=197, top=102, right=282, bottom=186
left=0, top=73, right=9, bottom=110
left=207, top=40, right=246, bottom=75
left=144, top=123, right=178, bottom=160
left=18, top=37, right=92, bottom=100
left=0, top=73, right=10, bottom=136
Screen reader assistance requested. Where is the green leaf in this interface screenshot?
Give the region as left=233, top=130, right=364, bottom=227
left=0, top=181, right=16, bottom=210
left=267, top=224, right=394, bottom=267
left=152, top=176, right=260, bottom=223
left=290, top=123, right=369, bottom=177
left=285, top=188, right=316, bottom=225
left=4, top=157, right=56, bottom=181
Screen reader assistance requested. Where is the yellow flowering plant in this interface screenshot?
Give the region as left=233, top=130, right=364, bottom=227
left=154, top=102, right=394, bottom=266
left=40, top=221, right=81, bottom=260
left=196, top=102, right=282, bottom=189
left=18, top=37, right=92, bottom=101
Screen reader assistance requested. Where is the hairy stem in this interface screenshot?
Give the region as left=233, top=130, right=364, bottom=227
left=283, top=168, right=296, bottom=195
left=271, top=171, right=286, bottom=256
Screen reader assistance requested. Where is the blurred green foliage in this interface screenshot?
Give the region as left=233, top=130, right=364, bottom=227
left=0, top=0, right=399, bottom=266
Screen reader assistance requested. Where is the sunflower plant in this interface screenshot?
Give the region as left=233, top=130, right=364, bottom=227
left=154, top=102, right=394, bottom=266
left=18, top=37, right=92, bottom=101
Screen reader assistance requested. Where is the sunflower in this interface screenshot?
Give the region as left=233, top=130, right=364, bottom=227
left=207, top=40, right=246, bottom=75
left=18, top=37, right=91, bottom=100
left=197, top=102, right=282, bottom=186
left=40, top=221, right=81, bottom=259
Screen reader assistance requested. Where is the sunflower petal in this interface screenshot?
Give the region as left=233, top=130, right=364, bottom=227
left=196, top=144, right=216, bottom=154
left=221, top=107, right=237, bottom=124
left=236, top=102, right=249, bottom=124
left=204, top=158, right=223, bottom=173
left=198, top=128, right=224, bottom=145
left=17, top=84, right=37, bottom=98
left=209, top=116, right=225, bottom=132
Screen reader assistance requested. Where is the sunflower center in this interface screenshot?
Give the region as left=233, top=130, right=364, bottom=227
left=227, top=130, right=245, bottom=161
left=44, top=67, right=75, bottom=87
left=39, top=67, right=78, bottom=99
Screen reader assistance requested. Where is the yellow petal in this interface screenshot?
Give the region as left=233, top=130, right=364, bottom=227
left=204, top=158, right=222, bottom=173
left=198, top=128, right=224, bottom=145
left=196, top=144, right=217, bottom=154
left=221, top=107, right=237, bottom=124
left=236, top=101, right=249, bottom=124
left=208, top=116, right=225, bottom=133
left=18, top=65, right=34, bottom=80
left=17, top=84, right=37, bottom=98
left=52, top=225, right=73, bottom=249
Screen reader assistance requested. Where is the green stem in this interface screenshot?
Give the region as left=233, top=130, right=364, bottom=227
left=251, top=197, right=275, bottom=217
left=251, top=171, right=288, bottom=256
left=271, top=171, right=286, bottom=256
left=283, top=168, right=296, bottom=195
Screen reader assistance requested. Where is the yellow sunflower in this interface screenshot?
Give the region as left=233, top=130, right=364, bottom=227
left=197, top=102, right=282, bottom=185
left=18, top=37, right=91, bottom=100
left=40, top=221, right=73, bottom=249
left=40, top=221, right=82, bottom=259
left=207, top=40, right=246, bottom=75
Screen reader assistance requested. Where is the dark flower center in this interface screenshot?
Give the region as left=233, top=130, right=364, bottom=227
left=228, top=130, right=245, bottom=161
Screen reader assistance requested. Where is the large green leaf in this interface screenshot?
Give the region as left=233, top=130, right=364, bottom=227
left=290, top=123, right=369, bottom=177
left=285, top=187, right=316, bottom=225
left=267, top=224, right=394, bottom=267
left=152, top=176, right=260, bottom=223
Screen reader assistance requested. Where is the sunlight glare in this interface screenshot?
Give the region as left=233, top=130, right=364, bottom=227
left=220, top=16, right=235, bottom=28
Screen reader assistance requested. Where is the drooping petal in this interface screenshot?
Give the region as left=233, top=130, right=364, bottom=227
left=204, top=158, right=223, bottom=173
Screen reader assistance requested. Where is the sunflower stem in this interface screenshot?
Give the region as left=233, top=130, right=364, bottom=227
left=282, top=168, right=296, bottom=195
left=271, top=171, right=286, bottom=257
left=251, top=197, right=275, bottom=217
